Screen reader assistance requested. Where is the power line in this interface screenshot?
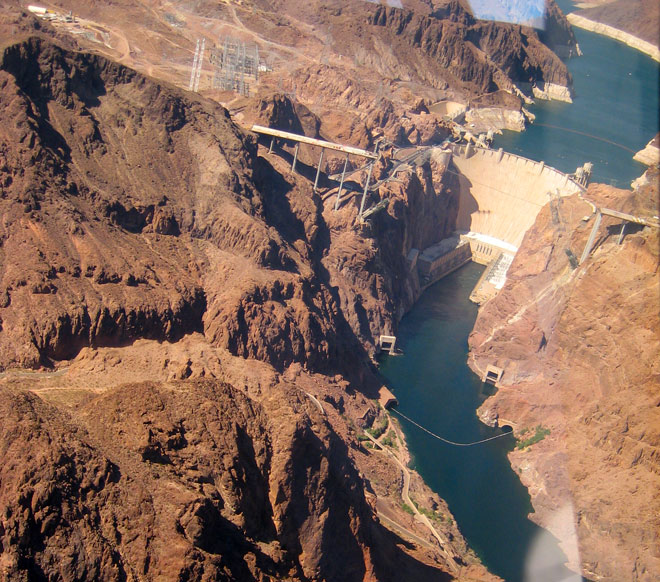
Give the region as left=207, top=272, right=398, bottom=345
left=534, top=123, right=636, bottom=153
left=390, top=408, right=512, bottom=447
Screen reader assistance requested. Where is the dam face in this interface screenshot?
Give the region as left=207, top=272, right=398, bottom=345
left=452, top=145, right=584, bottom=263
left=414, top=144, right=584, bottom=301
left=449, top=143, right=583, bottom=258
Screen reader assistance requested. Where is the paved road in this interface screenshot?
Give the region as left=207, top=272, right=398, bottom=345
left=362, top=427, right=460, bottom=574
left=376, top=508, right=435, bottom=550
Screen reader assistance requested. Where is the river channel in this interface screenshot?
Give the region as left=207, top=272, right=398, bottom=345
left=378, top=8, right=659, bottom=582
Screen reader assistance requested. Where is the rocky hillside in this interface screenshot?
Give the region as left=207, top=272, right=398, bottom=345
left=1, top=379, right=380, bottom=581
left=7, top=0, right=579, bottom=148
left=0, top=2, right=590, bottom=580
left=0, top=33, right=502, bottom=581
left=468, top=168, right=660, bottom=581
left=0, top=35, right=353, bottom=373
left=234, top=0, right=578, bottom=145
left=573, top=0, right=659, bottom=48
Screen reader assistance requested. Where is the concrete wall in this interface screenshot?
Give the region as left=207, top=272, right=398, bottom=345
left=417, top=240, right=472, bottom=287
left=462, top=238, right=501, bottom=265
left=429, top=100, right=467, bottom=120
left=447, top=144, right=583, bottom=250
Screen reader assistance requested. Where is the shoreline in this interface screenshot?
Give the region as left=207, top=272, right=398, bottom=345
left=566, top=13, right=660, bottom=62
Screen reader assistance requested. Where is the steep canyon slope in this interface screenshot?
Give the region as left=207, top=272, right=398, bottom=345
left=0, top=29, right=498, bottom=582
left=0, top=1, right=590, bottom=581
left=4, top=0, right=579, bottom=146
left=570, top=0, right=660, bottom=49
left=469, top=170, right=660, bottom=581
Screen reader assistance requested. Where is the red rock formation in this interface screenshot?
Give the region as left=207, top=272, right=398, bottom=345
left=0, top=37, right=357, bottom=373
left=0, top=1, right=588, bottom=578
left=469, top=169, right=660, bottom=581
left=0, top=379, right=404, bottom=580
left=0, top=35, right=493, bottom=581
left=574, top=0, right=659, bottom=48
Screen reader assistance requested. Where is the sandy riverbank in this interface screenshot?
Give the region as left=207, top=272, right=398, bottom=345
left=567, top=13, right=660, bottom=61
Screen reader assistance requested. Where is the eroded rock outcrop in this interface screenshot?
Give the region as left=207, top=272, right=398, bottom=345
left=0, top=35, right=489, bottom=581
left=0, top=379, right=404, bottom=581
left=0, top=37, right=359, bottom=373
left=0, top=1, right=592, bottom=578
left=468, top=168, right=660, bottom=581
left=322, top=149, right=461, bottom=345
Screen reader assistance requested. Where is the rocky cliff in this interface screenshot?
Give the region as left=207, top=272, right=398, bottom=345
left=0, top=35, right=498, bottom=581
left=0, top=35, right=356, bottom=373
left=468, top=168, right=660, bottom=581
left=572, top=0, right=659, bottom=49
left=0, top=1, right=594, bottom=580
left=322, top=148, right=461, bottom=344
left=277, top=0, right=578, bottom=129
left=1, top=380, right=379, bottom=581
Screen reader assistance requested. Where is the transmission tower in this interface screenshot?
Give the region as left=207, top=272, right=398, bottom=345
left=194, top=38, right=205, bottom=92
left=210, top=36, right=259, bottom=96
left=188, top=39, right=200, bottom=91
left=188, top=38, right=205, bottom=92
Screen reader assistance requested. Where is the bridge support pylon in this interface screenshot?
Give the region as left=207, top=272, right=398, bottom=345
left=617, top=222, right=626, bottom=245
left=314, top=148, right=325, bottom=192
left=291, top=143, right=299, bottom=173
left=579, top=210, right=602, bottom=264
left=358, top=162, right=374, bottom=219
left=334, top=154, right=350, bottom=211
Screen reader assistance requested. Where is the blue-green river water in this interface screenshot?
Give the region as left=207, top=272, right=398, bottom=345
left=379, top=7, right=659, bottom=582
left=496, top=1, right=659, bottom=187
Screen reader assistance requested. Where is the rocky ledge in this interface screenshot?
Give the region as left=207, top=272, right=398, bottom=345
left=0, top=34, right=499, bottom=581
left=0, top=1, right=599, bottom=579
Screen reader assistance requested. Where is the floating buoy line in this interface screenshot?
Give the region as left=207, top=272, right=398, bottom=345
left=534, top=123, right=637, bottom=153
left=390, top=408, right=512, bottom=447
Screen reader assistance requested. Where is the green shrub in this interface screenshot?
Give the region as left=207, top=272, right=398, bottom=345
left=381, top=429, right=398, bottom=449
left=366, top=417, right=388, bottom=439
left=411, top=498, right=445, bottom=524
left=401, top=503, right=414, bottom=515
left=516, top=425, right=550, bottom=449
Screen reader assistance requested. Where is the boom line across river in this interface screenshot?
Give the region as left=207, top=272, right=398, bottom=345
left=391, top=408, right=511, bottom=447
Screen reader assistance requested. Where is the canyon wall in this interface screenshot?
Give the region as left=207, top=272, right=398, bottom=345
left=468, top=167, right=660, bottom=581
left=568, top=0, right=660, bottom=60
left=0, top=36, right=396, bottom=580
left=0, top=34, right=496, bottom=581
left=0, top=1, right=610, bottom=580
left=567, top=13, right=660, bottom=61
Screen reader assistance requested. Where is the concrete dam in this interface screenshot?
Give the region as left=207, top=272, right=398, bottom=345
left=415, top=144, right=585, bottom=301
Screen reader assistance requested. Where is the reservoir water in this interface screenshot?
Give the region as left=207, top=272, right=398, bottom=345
left=379, top=10, right=659, bottom=582
left=379, top=264, right=580, bottom=582
left=495, top=0, right=659, bottom=187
